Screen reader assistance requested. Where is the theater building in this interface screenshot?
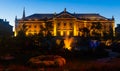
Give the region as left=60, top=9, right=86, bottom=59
left=15, top=8, right=115, bottom=37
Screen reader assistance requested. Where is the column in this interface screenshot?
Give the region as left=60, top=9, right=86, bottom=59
left=74, top=20, right=77, bottom=36
left=53, top=18, right=56, bottom=36
left=112, top=21, right=115, bottom=37
left=101, top=23, right=103, bottom=37
left=67, top=21, right=69, bottom=36
left=84, top=21, right=87, bottom=27
left=61, top=31, right=63, bottom=36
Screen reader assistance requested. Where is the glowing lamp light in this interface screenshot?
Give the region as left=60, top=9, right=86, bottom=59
left=64, top=37, right=74, bottom=51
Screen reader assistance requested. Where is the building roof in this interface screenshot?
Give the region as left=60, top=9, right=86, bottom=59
left=74, top=13, right=108, bottom=20
left=20, top=10, right=112, bottom=21
left=25, top=14, right=54, bottom=19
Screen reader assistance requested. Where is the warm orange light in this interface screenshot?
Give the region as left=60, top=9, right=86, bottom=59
left=61, top=31, right=63, bottom=36
left=56, top=39, right=61, bottom=45
left=67, top=31, right=69, bottom=36
left=64, top=37, right=74, bottom=51
left=14, top=31, right=17, bottom=37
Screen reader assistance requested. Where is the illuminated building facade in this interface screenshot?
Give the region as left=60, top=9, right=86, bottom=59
left=15, top=8, right=115, bottom=37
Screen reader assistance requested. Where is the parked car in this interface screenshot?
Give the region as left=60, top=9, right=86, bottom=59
left=27, top=55, right=66, bottom=67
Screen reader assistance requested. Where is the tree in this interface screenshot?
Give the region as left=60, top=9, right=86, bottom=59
left=105, top=26, right=114, bottom=39
left=16, top=23, right=28, bottom=48
left=91, top=22, right=102, bottom=37
left=82, top=27, right=90, bottom=37
left=17, top=23, right=28, bottom=38
left=37, top=18, right=53, bottom=50
left=45, top=21, right=53, bottom=37
left=40, top=18, right=53, bottom=37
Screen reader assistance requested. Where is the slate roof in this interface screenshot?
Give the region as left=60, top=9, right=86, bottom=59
left=74, top=14, right=108, bottom=20
left=25, top=14, right=54, bottom=19
left=23, top=10, right=111, bottom=20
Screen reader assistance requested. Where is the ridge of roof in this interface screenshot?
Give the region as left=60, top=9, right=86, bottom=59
left=23, top=12, right=109, bottom=20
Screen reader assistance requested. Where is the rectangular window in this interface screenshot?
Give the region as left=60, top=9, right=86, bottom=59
left=64, top=23, right=66, bottom=26
left=57, top=31, right=60, bottom=36
left=29, top=25, right=31, bottom=28
left=34, top=30, right=37, bottom=32
left=70, top=23, right=73, bottom=29
left=58, top=23, right=60, bottom=26
left=70, top=31, right=73, bottom=36
left=29, top=30, right=31, bottom=32
left=34, top=25, right=37, bottom=28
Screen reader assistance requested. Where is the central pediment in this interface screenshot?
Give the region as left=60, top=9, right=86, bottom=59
left=56, top=13, right=75, bottom=18
left=56, top=8, right=75, bottom=18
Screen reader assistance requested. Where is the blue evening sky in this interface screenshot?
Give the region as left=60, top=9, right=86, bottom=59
left=0, top=0, right=120, bottom=30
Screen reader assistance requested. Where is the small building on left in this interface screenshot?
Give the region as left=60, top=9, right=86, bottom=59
left=0, top=19, right=13, bottom=37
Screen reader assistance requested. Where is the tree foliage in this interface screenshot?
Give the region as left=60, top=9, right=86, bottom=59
left=91, top=22, right=102, bottom=37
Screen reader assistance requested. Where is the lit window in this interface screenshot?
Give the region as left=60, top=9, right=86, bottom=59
left=29, top=25, right=31, bottom=28
left=40, top=25, right=42, bottom=27
left=34, top=25, right=37, bottom=28
left=64, top=23, right=66, bottom=26
left=28, top=33, right=32, bottom=35
left=70, top=23, right=73, bottom=29
left=70, top=23, right=72, bottom=25
left=29, top=30, right=31, bottom=32
left=58, top=23, right=60, bottom=26
left=34, top=30, right=37, bottom=32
